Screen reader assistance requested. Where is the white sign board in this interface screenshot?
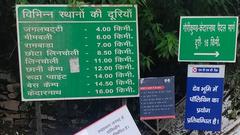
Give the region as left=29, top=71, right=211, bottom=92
left=74, top=105, right=141, bottom=135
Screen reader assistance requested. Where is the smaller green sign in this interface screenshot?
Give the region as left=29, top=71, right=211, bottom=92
left=178, top=16, right=238, bottom=62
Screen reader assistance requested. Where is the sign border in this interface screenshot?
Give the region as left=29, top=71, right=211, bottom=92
left=16, top=4, right=140, bottom=101
left=178, top=16, right=238, bottom=63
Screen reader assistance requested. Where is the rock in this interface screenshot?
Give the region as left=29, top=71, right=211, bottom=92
left=0, top=83, right=6, bottom=91
left=5, top=113, right=21, bottom=119
left=2, top=91, right=8, bottom=94
left=20, top=113, right=28, bottom=118
left=6, top=83, right=20, bottom=93
left=14, top=119, right=29, bottom=127
left=8, top=92, right=18, bottom=99
left=45, top=123, right=56, bottom=129
left=2, top=117, right=14, bottom=125
left=0, top=72, right=16, bottom=83
left=0, top=94, right=8, bottom=100
left=19, top=102, right=32, bottom=111
left=41, top=114, right=56, bottom=121
left=0, top=72, right=10, bottom=80
left=0, top=100, right=20, bottom=111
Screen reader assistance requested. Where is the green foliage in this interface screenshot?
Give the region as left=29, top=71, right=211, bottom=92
left=225, top=66, right=240, bottom=119
left=68, top=0, right=85, bottom=4
left=140, top=53, right=154, bottom=72
left=155, top=32, right=178, bottom=59
left=16, top=0, right=29, bottom=4
left=205, top=0, right=231, bottom=15
left=138, top=1, right=181, bottom=71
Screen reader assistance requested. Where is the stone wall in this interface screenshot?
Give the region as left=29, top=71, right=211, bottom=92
left=0, top=70, right=34, bottom=134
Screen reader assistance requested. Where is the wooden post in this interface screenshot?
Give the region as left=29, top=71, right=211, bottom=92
left=35, top=102, right=43, bottom=135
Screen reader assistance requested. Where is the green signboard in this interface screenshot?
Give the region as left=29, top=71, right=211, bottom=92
left=178, top=16, right=238, bottom=62
left=16, top=5, right=139, bottom=101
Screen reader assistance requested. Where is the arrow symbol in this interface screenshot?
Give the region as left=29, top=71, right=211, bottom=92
left=194, top=51, right=219, bottom=57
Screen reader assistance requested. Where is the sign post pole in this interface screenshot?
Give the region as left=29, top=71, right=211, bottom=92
left=122, top=98, right=127, bottom=106
left=35, top=102, right=42, bottom=135
left=156, top=119, right=160, bottom=135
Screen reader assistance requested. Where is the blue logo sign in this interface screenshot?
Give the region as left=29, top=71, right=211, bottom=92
left=185, top=65, right=225, bottom=131
left=192, top=67, right=219, bottom=73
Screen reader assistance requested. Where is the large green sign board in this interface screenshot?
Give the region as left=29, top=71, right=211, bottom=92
left=178, top=16, right=238, bottom=62
left=16, top=5, right=139, bottom=101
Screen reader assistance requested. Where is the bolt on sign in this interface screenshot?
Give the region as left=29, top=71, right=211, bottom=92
left=16, top=5, right=139, bottom=101
left=178, top=16, right=238, bottom=62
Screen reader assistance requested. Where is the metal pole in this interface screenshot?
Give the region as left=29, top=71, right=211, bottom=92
left=122, top=98, right=127, bottom=106
left=157, top=119, right=160, bottom=135
left=35, top=102, right=43, bottom=135
left=141, top=120, right=158, bottom=134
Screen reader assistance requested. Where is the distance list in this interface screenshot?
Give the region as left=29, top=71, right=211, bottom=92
left=184, top=65, right=225, bottom=131
left=16, top=5, right=139, bottom=101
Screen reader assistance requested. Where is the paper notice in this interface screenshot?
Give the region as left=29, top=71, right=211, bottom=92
left=74, top=105, right=141, bottom=135
left=75, top=129, right=89, bottom=135
left=69, top=58, right=80, bottom=73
